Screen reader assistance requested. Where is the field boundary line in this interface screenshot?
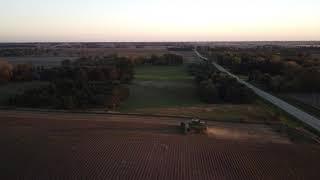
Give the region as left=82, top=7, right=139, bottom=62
left=0, top=106, right=280, bottom=125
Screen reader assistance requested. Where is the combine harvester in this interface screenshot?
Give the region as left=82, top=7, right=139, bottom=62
left=180, top=118, right=208, bottom=134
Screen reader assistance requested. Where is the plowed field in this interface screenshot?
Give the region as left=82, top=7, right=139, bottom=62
left=1, top=111, right=320, bottom=180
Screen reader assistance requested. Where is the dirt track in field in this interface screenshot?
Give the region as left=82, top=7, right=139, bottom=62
left=1, top=110, right=320, bottom=180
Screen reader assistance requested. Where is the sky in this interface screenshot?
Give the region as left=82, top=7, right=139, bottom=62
left=0, top=0, right=320, bottom=42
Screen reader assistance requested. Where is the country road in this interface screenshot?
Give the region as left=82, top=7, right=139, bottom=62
left=194, top=50, right=320, bottom=132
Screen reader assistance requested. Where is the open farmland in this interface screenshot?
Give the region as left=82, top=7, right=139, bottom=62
left=98, top=47, right=169, bottom=57
left=0, top=57, right=77, bottom=67
left=121, top=64, right=203, bottom=111
left=1, top=110, right=320, bottom=180
left=0, top=46, right=169, bottom=66
left=44, top=47, right=168, bottom=58
left=48, top=47, right=169, bottom=58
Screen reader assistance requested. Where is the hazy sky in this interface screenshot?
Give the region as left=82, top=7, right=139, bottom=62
left=1, top=0, right=320, bottom=42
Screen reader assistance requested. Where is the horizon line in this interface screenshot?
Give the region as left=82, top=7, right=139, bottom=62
left=1, top=40, right=320, bottom=43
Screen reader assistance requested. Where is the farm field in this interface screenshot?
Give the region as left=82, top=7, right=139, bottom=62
left=99, top=47, right=169, bottom=57
left=49, top=47, right=169, bottom=58
left=120, top=64, right=204, bottom=111
left=0, top=47, right=169, bottom=66
left=0, top=57, right=76, bottom=67
left=1, top=110, right=319, bottom=180
left=134, top=65, right=194, bottom=81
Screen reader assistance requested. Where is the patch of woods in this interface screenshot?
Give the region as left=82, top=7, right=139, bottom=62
left=199, top=47, right=320, bottom=93
left=188, top=62, right=254, bottom=104
left=0, top=56, right=133, bottom=109
left=133, top=53, right=183, bottom=66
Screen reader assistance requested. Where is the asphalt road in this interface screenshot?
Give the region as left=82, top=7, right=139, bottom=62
left=194, top=50, right=320, bottom=132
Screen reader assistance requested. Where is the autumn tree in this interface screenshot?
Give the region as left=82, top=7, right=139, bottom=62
left=12, top=64, right=33, bottom=81
left=0, top=60, right=13, bottom=83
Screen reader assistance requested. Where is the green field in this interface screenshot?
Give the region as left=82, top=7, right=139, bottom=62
left=120, top=65, right=204, bottom=111
left=134, top=65, right=194, bottom=81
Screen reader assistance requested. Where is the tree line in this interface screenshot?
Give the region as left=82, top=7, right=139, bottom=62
left=188, top=62, right=254, bottom=104
left=133, top=53, right=183, bottom=66
left=199, top=47, right=320, bottom=93
left=0, top=56, right=134, bottom=109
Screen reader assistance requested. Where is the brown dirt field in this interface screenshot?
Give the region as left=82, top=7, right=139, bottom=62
left=1, top=110, right=320, bottom=180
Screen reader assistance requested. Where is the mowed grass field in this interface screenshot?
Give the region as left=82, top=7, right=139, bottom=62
left=120, top=65, right=204, bottom=111
left=134, top=65, right=194, bottom=81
